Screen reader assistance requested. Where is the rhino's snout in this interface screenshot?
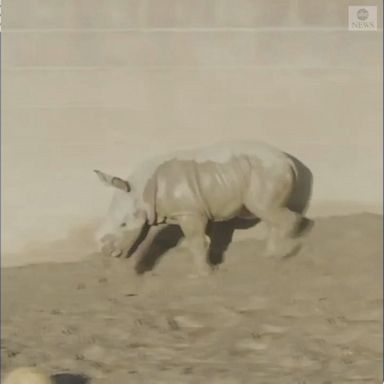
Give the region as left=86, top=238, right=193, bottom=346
left=111, top=249, right=123, bottom=257
left=99, top=233, right=115, bottom=244
left=101, top=243, right=123, bottom=258
left=99, top=234, right=123, bottom=258
left=97, top=222, right=145, bottom=259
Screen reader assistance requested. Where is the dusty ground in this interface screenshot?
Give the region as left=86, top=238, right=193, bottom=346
left=1, top=213, right=382, bottom=383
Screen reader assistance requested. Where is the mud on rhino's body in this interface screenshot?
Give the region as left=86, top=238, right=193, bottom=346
left=95, top=141, right=312, bottom=276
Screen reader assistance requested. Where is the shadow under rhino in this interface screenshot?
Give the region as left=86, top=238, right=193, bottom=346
left=128, top=153, right=314, bottom=274
left=51, top=373, right=90, bottom=384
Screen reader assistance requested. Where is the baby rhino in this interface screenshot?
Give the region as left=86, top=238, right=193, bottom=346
left=95, top=141, right=312, bottom=277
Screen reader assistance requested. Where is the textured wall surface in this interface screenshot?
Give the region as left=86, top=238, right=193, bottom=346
left=2, top=0, right=382, bottom=264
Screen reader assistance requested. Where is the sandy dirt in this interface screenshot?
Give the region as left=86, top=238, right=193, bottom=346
left=1, top=213, right=382, bottom=383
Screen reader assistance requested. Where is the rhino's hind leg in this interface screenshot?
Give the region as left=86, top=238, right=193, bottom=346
left=245, top=197, right=302, bottom=258
left=261, top=207, right=302, bottom=258
left=178, top=215, right=212, bottom=277
left=244, top=166, right=303, bottom=258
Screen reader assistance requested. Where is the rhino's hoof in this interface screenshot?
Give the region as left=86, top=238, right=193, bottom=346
left=264, top=239, right=302, bottom=259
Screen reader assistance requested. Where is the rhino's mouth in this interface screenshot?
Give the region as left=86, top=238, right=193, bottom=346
left=101, top=242, right=123, bottom=258
left=100, top=224, right=150, bottom=259
left=111, top=249, right=123, bottom=258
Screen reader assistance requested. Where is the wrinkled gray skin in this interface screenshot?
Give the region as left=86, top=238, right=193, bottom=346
left=95, top=142, right=306, bottom=277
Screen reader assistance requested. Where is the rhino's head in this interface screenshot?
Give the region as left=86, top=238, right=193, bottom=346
left=94, top=170, right=148, bottom=258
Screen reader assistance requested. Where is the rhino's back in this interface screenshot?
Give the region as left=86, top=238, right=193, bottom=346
left=131, top=141, right=287, bottom=190
left=131, top=141, right=292, bottom=222
left=152, top=154, right=262, bottom=221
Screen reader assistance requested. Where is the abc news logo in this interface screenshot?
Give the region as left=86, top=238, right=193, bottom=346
left=349, top=6, right=378, bottom=31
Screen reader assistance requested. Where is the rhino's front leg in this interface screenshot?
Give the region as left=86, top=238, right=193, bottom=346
left=178, top=215, right=212, bottom=277
left=128, top=223, right=168, bottom=263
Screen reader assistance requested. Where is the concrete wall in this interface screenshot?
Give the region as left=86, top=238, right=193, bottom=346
left=2, top=0, right=383, bottom=265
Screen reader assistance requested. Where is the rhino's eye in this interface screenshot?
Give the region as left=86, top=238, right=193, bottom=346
left=120, top=222, right=127, bottom=228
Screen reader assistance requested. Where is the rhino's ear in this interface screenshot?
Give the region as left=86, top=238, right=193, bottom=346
left=94, top=170, right=131, bottom=192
